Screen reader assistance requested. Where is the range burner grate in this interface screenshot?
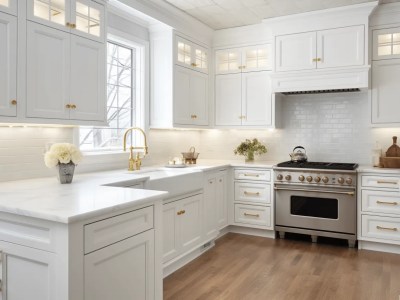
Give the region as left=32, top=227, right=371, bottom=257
left=276, top=161, right=358, bottom=170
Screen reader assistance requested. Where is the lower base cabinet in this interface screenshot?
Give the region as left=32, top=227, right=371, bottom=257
left=84, top=230, right=155, bottom=300
left=163, top=193, right=203, bottom=263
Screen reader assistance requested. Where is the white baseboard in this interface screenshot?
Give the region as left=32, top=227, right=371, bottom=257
left=358, top=240, right=400, bottom=255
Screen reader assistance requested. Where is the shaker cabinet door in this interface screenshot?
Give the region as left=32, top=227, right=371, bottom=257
left=215, top=73, right=242, bottom=125
left=0, top=12, right=17, bottom=117
left=173, top=66, right=192, bottom=125
left=26, top=22, right=70, bottom=120
left=179, top=194, right=203, bottom=254
left=190, top=70, right=208, bottom=126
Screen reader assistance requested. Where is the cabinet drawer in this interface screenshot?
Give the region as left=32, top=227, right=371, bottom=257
left=234, top=169, right=271, bottom=182
left=234, top=204, right=271, bottom=227
left=234, top=182, right=271, bottom=204
left=84, top=206, right=153, bottom=254
left=361, top=175, right=400, bottom=189
left=361, top=190, right=400, bottom=215
left=361, top=215, right=400, bottom=242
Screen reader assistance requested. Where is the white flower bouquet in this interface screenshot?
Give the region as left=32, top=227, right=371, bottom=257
left=44, top=143, right=82, bottom=168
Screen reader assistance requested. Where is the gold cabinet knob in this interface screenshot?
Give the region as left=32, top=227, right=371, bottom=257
left=72, top=23, right=76, bottom=29
left=182, top=210, right=185, bottom=214
left=10, top=99, right=17, bottom=105
left=70, top=104, right=77, bottom=109
left=65, top=104, right=71, bottom=109
left=66, top=22, right=76, bottom=29
left=191, top=62, right=198, bottom=67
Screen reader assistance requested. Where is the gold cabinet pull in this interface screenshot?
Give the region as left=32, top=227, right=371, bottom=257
left=244, top=212, right=260, bottom=217
left=238, top=66, right=242, bottom=70
left=10, top=99, right=17, bottom=105
left=177, top=210, right=182, bottom=216
left=182, top=210, right=185, bottom=214
left=66, top=22, right=76, bottom=29
left=190, top=114, right=197, bottom=119
left=316, top=58, right=322, bottom=62
left=376, top=225, right=398, bottom=232
left=377, top=180, right=398, bottom=185
left=65, top=104, right=71, bottom=109
left=191, top=62, right=198, bottom=67
left=376, top=200, right=398, bottom=205
left=238, top=116, right=246, bottom=120
left=243, top=173, right=260, bottom=177
left=242, top=65, right=246, bottom=69
left=312, top=58, right=318, bottom=62
left=244, top=191, right=260, bottom=196
left=70, top=104, right=77, bottom=109
left=71, top=23, right=76, bottom=29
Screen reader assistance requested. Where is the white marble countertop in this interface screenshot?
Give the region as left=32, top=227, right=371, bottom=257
left=0, top=159, right=278, bottom=224
left=357, top=165, right=400, bottom=174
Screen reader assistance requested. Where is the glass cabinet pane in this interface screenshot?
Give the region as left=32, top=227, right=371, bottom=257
left=0, top=0, right=9, bottom=7
left=75, top=1, right=101, bottom=37
left=377, top=32, right=400, bottom=57
left=177, top=41, right=191, bottom=66
left=195, top=48, right=207, bottom=70
left=34, top=0, right=66, bottom=25
left=217, top=51, right=239, bottom=72
left=244, top=46, right=270, bottom=70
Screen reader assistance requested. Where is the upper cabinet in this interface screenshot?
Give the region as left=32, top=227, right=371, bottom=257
left=373, top=27, right=400, bottom=61
left=0, top=0, right=17, bottom=15
left=215, top=44, right=272, bottom=74
left=175, top=35, right=208, bottom=74
left=27, top=0, right=105, bottom=42
left=276, top=25, right=365, bottom=72
left=0, top=11, right=17, bottom=117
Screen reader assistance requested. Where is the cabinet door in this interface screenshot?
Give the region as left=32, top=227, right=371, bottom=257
left=70, top=35, right=106, bottom=121
left=163, top=201, right=180, bottom=263
left=180, top=194, right=203, bottom=254
left=192, top=44, right=208, bottom=74
left=241, top=71, right=272, bottom=126
left=242, top=44, right=272, bottom=72
left=0, top=241, right=57, bottom=300
left=373, top=27, right=400, bottom=61
left=27, top=22, right=70, bottom=119
left=275, top=32, right=316, bottom=72
left=27, top=0, right=70, bottom=33
left=175, top=36, right=193, bottom=69
left=216, top=172, right=228, bottom=229
left=203, top=177, right=218, bottom=240
left=85, top=230, right=155, bottom=300
left=317, top=25, right=364, bottom=69
left=71, top=0, right=105, bottom=43
left=190, top=71, right=208, bottom=126
left=0, top=12, right=16, bottom=117
left=215, top=74, right=242, bottom=126
left=215, top=48, right=242, bottom=74
left=371, top=59, right=400, bottom=124
left=173, top=65, right=192, bottom=125
left=0, top=0, right=17, bottom=16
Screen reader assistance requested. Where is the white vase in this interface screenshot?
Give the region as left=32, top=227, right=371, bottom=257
left=57, top=162, right=75, bottom=184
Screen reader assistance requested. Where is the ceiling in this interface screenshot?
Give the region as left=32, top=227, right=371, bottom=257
left=160, top=0, right=399, bottom=30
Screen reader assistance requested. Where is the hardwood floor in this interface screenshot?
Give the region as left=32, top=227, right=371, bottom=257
left=164, top=233, right=400, bottom=300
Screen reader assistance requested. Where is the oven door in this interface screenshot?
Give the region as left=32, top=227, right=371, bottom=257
left=275, top=185, right=356, bottom=234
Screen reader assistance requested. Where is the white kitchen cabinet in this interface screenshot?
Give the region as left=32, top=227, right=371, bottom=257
left=85, top=230, right=155, bottom=300
left=373, top=26, right=400, bottom=61
left=233, top=168, right=273, bottom=230
left=174, top=65, right=208, bottom=126
left=215, top=71, right=273, bottom=127
left=203, top=170, right=228, bottom=240
left=162, top=193, right=203, bottom=263
left=26, top=21, right=105, bottom=122
left=27, top=0, right=105, bottom=42
left=0, top=0, right=17, bottom=16
left=175, top=35, right=208, bottom=74
left=371, top=59, right=400, bottom=125
left=0, top=240, right=57, bottom=300
left=215, top=44, right=271, bottom=75
left=275, top=25, right=364, bottom=72
left=0, top=12, right=17, bottom=117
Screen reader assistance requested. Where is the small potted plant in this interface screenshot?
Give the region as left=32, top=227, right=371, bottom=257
left=44, top=143, right=82, bottom=184
left=234, top=138, right=267, bottom=162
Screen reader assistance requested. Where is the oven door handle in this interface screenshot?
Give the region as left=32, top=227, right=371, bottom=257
left=274, top=187, right=355, bottom=196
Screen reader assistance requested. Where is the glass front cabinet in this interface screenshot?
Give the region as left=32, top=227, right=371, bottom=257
left=27, top=0, right=105, bottom=42
left=0, top=0, right=17, bottom=15
left=175, top=35, right=208, bottom=74
left=373, top=26, right=400, bottom=60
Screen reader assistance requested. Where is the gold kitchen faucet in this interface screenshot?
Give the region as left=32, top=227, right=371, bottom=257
left=123, top=127, right=149, bottom=171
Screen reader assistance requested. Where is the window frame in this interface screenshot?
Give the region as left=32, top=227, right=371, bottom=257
left=75, top=28, right=149, bottom=155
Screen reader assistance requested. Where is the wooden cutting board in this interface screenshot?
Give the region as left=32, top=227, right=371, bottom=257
left=386, top=136, right=400, bottom=157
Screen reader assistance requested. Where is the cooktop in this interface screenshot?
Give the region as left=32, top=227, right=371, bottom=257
left=276, top=161, right=358, bottom=170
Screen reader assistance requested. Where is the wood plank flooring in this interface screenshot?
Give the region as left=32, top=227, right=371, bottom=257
left=164, top=233, right=400, bottom=300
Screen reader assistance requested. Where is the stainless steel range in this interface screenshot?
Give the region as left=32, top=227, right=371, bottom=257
left=274, top=161, right=358, bottom=247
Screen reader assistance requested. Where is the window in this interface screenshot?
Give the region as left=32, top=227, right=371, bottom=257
left=79, top=36, right=145, bottom=151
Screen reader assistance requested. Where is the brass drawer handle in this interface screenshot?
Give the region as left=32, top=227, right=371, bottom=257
left=244, top=191, right=260, bottom=196
left=316, top=58, right=322, bottom=62
left=177, top=210, right=186, bottom=216
left=65, top=104, right=71, bottom=109
left=191, top=63, right=198, bottom=67
left=376, top=225, right=398, bottom=232
left=244, top=212, right=260, bottom=218
left=243, top=174, right=260, bottom=177
left=376, top=201, right=398, bottom=205
left=70, top=104, right=77, bottom=109
left=312, top=58, right=317, bottom=62
left=377, top=180, right=398, bottom=185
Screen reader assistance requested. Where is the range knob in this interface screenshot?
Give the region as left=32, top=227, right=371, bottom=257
left=346, top=178, right=353, bottom=185
left=298, top=175, right=305, bottom=182
left=285, top=175, right=292, bottom=181
left=314, top=176, right=321, bottom=183
left=322, top=176, right=329, bottom=183
left=338, top=177, right=345, bottom=184
left=277, top=174, right=283, bottom=180
left=306, top=176, right=313, bottom=182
